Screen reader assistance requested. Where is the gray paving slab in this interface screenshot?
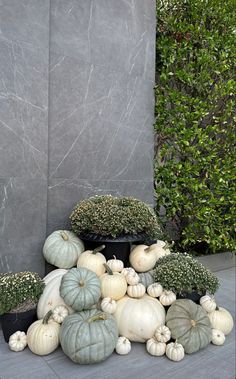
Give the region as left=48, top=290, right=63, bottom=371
left=0, top=268, right=235, bottom=379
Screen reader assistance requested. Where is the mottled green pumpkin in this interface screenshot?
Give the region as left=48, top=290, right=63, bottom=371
left=138, top=271, right=155, bottom=288
left=59, top=267, right=101, bottom=311
left=60, top=309, right=118, bottom=364
left=166, top=299, right=212, bottom=354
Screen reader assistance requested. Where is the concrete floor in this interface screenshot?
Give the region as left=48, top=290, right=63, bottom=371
left=0, top=268, right=235, bottom=379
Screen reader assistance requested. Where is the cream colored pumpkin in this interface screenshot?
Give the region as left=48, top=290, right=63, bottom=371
left=166, top=342, right=185, bottom=362
left=52, top=305, right=69, bottom=324
left=154, top=325, right=171, bottom=343
left=77, top=245, right=106, bottom=277
left=127, top=283, right=145, bottom=298
left=27, top=311, right=60, bottom=355
left=211, top=329, right=225, bottom=346
left=147, top=283, right=163, bottom=298
left=129, top=244, right=158, bottom=272
left=208, top=307, right=234, bottom=335
left=101, top=297, right=117, bottom=314
left=100, top=264, right=127, bottom=300
left=200, top=295, right=217, bottom=313
left=153, top=240, right=172, bottom=261
left=107, top=256, right=124, bottom=272
left=146, top=338, right=166, bottom=356
left=114, top=294, right=165, bottom=342
left=126, top=271, right=140, bottom=285
left=159, top=290, right=176, bottom=306
left=115, top=337, right=131, bottom=355
left=121, top=267, right=136, bottom=277
left=9, top=331, right=27, bottom=352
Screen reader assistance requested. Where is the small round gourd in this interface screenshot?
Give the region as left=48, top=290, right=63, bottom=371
left=107, top=256, right=124, bottom=272
left=126, top=271, right=140, bottom=285
left=146, top=338, right=166, bottom=356
left=60, top=309, right=118, bottom=364
left=101, top=297, right=117, bottom=314
left=166, top=342, right=185, bottom=362
left=208, top=306, right=234, bottom=335
left=211, top=329, right=225, bottom=345
left=159, top=290, right=176, bottom=306
left=200, top=295, right=217, bottom=313
left=115, top=337, right=131, bottom=355
left=121, top=267, right=136, bottom=277
left=43, top=230, right=84, bottom=269
left=127, top=283, right=145, bottom=298
left=129, top=244, right=158, bottom=272
left=60, top=267, right=101, bottom=311
left=52, top=305, right=69, bottom=324
left=100, top=264, right=127, bottom=301
left=77, top=245, right=106, bottom=277
left=154, top=325, right=171, bottom=343
left=138, top=271, right=155, bottom=288
left=147, top=283, right=163, bottom=298
left=9, top=331, right=27, bottom=352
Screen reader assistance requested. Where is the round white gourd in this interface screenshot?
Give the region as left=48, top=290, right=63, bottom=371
left=146, top=338, right=166, bottom=356
left=129, top=245, right=158, bottom=272
left=77, top=245, right=106, bottom=277
left=107, top=256, right=124, bottom=272
left=166, top=342, right=185, bottom=362
left=9, top=331, right=27, bottom=352
left=121, top=267, right=136, bottom=277
left=101, top=297, right=117, bottom=314
left=208, top=307, right=234, bottom=335
left=200, top=295, right=217, bottom=313
left=52, top=305, right=69, bottom=324
left=100, top=265, right=127, bottom=300
left=147, top=283, right=163, bottom=298
left=127, top=283, right=145, bottom=298
left=115, top=337, right=131, bottom=355
left=211, top=329, right=225, bottom=346
left=154, top=325, right=171, bottom=343
left=159, top=290, right=176, bottom=306
left=126, top=271, right=140, bottom=285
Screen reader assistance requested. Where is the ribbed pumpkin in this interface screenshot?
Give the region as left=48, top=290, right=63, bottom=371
left=43, top=230, right=84, bottom=269
left=60, top=268, right=101, bottom=312
left=77, top=245, right=106, bottom=277
left=100, top=264, right=127, bottom=301
left=138, top=271, right=155, bottom=288
left=60, top=309, right=118, bottom=364
left=166, top=299, right=212, bottom=354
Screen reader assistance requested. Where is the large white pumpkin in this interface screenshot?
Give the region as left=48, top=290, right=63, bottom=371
left=208, top=307, right=234, bottom=335
left=114, top=294, right=165, bottom=342
left=43, top=230, right=84, bottom=269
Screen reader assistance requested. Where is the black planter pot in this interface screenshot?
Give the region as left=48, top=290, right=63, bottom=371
left=176, top=291, right=205, bottom=304
left=1, top=308, right=37, bottom=342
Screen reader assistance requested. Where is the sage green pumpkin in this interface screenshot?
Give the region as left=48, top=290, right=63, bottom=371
left=59, top=267, right=101, bottom=311
left=60, top=309, right=118, bottom=364
left=166, top=299, right=212, bottom=354
left=138, top=271, right=155, bottom=289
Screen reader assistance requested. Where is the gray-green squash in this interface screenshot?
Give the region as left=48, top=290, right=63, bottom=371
left=166, top=299, right=212, bottom=354
left=60, top=309, right=118, bottom=364
left=59, top=267, right=100, bottom=311
left=138, top=270, right=155, bottom=288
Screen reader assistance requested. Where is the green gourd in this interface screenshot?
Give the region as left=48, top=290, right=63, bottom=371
left=59, top=267, right=101, bottom=311
left=60, top=309, right=118, bottom=364
left=166, top=299, right=212, bottom=354
left=138, top=271, right=155, bottom=288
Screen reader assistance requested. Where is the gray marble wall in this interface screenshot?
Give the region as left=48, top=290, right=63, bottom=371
left=0, top=0, right=156, bottom=275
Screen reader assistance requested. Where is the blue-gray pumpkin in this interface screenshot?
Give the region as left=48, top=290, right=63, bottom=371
left=60, top=309, right=118, bottom=364
left=59, top=267, right=100, bottom=311
left=138, top=271, right=155, bottom=288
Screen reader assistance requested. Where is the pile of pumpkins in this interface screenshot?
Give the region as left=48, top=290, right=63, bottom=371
left=7, top=230, right=234, bottom=365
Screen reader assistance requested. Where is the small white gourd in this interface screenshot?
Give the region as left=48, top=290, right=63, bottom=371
left=200, top=295, right=217, bottom=313
left=115, top=336, right=131, bottom=355
left=107, top=256, right=124, bottom=272
left=147, top=283, right=163, bottom=298
left=127, top=283, right=146, bottom=298
left=101, top=297, right=117, bottom=314
left=126, top=271, right=140, bottom=285
left=166, top=342, right=185, bottom=362
left=154, top=325, right=171, bottom=343
left=146, top=338, right=166, bottom=356
left=9, top=331, right=27, bottom=352
left=211, top=329, right=225, bottom=346
left=208, top=306, right=234, bottom=335
left=159, top=290, right=176, bottom=306
left=121, top=267, right=136, bottom=277
left=52, top=305, right=69, bottom=324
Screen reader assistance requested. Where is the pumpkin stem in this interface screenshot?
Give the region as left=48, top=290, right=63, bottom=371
left=103, top=263, right=113, bottom=275
left=79, top=280, right=85, bottom=287
left=60, top=231, right=69, bottom=241
left=87, top=313, right=107, bottom=323
left=92, top=245, right=106, bottom=254
left=112, top=255, right=117, bottom=260
left=215, top=306, right=219, bottom=311
left=190, top=319, right=197, bottom=327
left=43, top=310, right=53, bottom=324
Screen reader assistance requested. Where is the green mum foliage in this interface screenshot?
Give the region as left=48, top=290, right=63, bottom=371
left=154, top=0, right=236, bottom=253
left=70, top=195, right=163, bottom=239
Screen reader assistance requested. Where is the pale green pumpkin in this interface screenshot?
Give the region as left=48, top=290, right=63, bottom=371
left=59, top=267, right=101, bottom=311
left=138, top=271, right=155, bottom=288
left=60, top=309, right=118, bottom=364
left=166, top=299, right=212, bottom=354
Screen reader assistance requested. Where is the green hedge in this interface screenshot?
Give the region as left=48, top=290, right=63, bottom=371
left=154, top=0, right=236, bottom=254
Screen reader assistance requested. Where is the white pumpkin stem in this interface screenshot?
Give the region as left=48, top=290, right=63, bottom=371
left=43, top=310, right=53, bottom=324
left=87, top=313, right=107, bottom=323
left=60, top=231, right=69, bottom=241
left=104, top=263, right=113, bottom=275
left=92, top=245, right=106, bottom=254
left=113, top=255, right=117, bottom=260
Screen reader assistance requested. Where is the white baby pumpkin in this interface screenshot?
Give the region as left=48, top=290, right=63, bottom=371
left=200, top=295, right=217, bottom=313
left=208, top=306, right=234, bottom=335
left=121, top=267, right=136, bottom=277
left=146, top=338, right=166, bottom=356
left=77, top=245, right=107, bottom=277
left=154, top=325, right=171, bottom=343
left=211, top=329, right=225, bottom=346
left=166, top=342, right=185, bottom=362
left=115, top=336, right=131, bottom=355
left=147, top=283, right=163, bottom=298
left=127, top=283, right=146, bottom=298
left=101, top=297, right=117, bottom=314
left=159, top=290, right=176, bottom=306
left=100, top=264, right=127, bottom=300
left=52, top=305, right=69, bottom=324
left=107, top=256, right=124, bottom=272
left=126, top=271, right=140, bottom=285
left=9, top=331, right=27, bottom=352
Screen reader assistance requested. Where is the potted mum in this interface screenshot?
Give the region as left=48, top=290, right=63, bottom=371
left=0, top=271, right=44, bottom=342
left=70, top=195, right=163, bottom=264
left=153, top=252, right=219, bottom=303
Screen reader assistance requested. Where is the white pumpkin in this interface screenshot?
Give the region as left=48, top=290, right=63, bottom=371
left=107, top=256, right=124, bottom=272
left=101, top=297, right=117, bottom=314
left=126, top=271, right=140, bottom=285
left=52, top=305, right=69, bottom=324
left=146, top=338, right=166, bottom=356
left=114, top=294, right=165, bottom=342
left=77, top=245, right=106, bottom=277
left=115, top=337, right=131, bottom=355
left=9, top=331, right=27, bottom=352
left=166, top=342, right=185, bottom=362
left=129, top=244, right=158, bottom=272
left=121, top=267, right=136, bottom=277
left=154, top=240, right=172, bottom=261
left=208, top=307, right=234, bottom=335
left=154, top=325, right=171, bottom=343
left=127, top=283, right=146, bottom=298
left=43, top=230, right=84, bottom=269
left=211, top=329, right=225, bottom=346
left=159, top=290, right=176, bottom=306
left=100, top=264, right=127, bottom=300
left=147, top=283, right=163, bottom=298
left=200, top=295, right=217, bottom=313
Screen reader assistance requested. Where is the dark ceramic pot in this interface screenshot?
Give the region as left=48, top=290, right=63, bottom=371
left=176, top=291, right=205, bottom=304
left=1, top=308, right=37, bottom=342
